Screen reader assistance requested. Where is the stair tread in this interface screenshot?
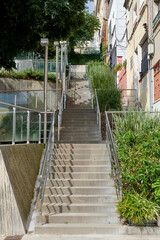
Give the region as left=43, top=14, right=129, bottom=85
left=43, top=203, right=116, bottom=206
left=42, top=213, right=118, bottom=216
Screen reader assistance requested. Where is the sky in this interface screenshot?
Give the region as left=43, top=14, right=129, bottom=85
left=86, top=1, right=94, bottom=14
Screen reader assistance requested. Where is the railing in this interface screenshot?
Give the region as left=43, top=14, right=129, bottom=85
left=0, top=101, right=53, bottom=144
left=0, top=89, right=61, bottom=111
left=58, top=93, right=66, bottom=141
left=15, top=59, right=61, bottom=73
left=39, top=112, right=55, bottom=212
left=105, top=111, right=122, bottom=200
left=95, top=89, right=101, bottom=132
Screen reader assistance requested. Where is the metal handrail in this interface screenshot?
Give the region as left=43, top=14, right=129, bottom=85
left=105, top=111, right=122, bottom=200
left=0, top=89, right=62, bottom=93
left=39, top=112, right=55, bottom=212
left=0, top=101, right=53, bottom=114
left=58, top=93, right=65, bottom=141
left=95, top=89, right=101, bottom=132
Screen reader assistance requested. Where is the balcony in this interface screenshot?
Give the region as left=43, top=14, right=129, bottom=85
left=140, top=52, right=148, bottom=79
left=153, top=11, right=160, bottom=29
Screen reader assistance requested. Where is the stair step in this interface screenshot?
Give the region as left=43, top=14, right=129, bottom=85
left=41, top=213, right=119, bottom=224
left=46, top=179, right=114, bottom=187
left=54, top=144, right=106, bottom=149
left=51, top=160, right=111, bottom=166
left=50, top=165, right=110, bottom=173
left=45, top=187, right=116, bottom=195
left=49, top=172, right=111, bottom=179
left=42, top=203, right=117, bottom=214
left=43, top=194, right=118, bottom=204
left=52, top=154, right=108, bottom=160
left=35, top=223, right=160, bottom=235
left=53, top=149, right=108, bottom=155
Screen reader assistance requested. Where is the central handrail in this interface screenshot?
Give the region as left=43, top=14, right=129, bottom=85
left=39, top=112, right=55, bottom=212
left=58, top=92, right=66, bottom=141
left=105, top=111, right=122, bottom=200
left=95, top=89, right=101, bottom=132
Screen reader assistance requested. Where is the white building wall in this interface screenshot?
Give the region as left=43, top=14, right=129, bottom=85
left=107, top=0, right=126, bottom=68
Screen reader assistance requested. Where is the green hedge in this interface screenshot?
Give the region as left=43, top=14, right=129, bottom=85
left=113, top=110, right=160, bottom=225
left=69, top=53, right=101, bottom=65
left=0, top=69, right=56, bottom=82
left=88, top=61, right=122, bottom=111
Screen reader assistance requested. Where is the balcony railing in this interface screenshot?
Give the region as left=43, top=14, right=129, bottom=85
left=153, top=11, right=160, bottom=29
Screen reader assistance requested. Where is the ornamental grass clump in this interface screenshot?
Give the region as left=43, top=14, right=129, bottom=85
left=113, top=109, right=160, bottom=224
left=87, top=61, right=122, bottom=111
left=118, top=192, right=160, bottom=226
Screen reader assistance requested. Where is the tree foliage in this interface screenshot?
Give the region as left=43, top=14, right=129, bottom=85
left=0, top=0, right=99, bottom=69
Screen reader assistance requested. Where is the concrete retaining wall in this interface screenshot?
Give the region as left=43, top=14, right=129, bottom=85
left=0, top=144, right=43, bottom=236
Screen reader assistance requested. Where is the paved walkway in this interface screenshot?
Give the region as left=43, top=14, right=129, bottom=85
left=21, top=234, right=160, bottom=240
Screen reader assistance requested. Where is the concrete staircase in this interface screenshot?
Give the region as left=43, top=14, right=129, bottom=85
left=35, top=143, right=121, bottom=234
left=34, top=77, right=160, bottom=238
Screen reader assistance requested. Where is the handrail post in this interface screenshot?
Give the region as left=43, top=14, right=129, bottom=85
left=12, top=107, right=16, bottom=145
left=64, top=93, right=66, bottom=109
left=38, top=113, right=41, bottom=144
left=27, top=111, right=30, bottom=144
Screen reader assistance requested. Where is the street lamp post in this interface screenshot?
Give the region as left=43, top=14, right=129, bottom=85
left=54, top=41, right=59, bottom=110
left=40, top=38, right=49, bottom=144
left=60, top=41, right=64, bottom=85
left=63, top=41, right=67, bottom=91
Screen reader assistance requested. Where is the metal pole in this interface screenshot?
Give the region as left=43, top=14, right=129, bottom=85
left=44, top=44, right=48, bottom=144
left=38, top=113, right=41, bottom=144
left=60, top=42, right=64, bottom=83
left=54, top=42, right=59, bottom=110
left=56, top=45, right=59, bottom=109
left=40, top=38, right=49, bottom=144
left=27, top=111, right=30, bottom=144
left=64, top=43, right=67, bottom=91
left=12, top=107, right=16, bottom=145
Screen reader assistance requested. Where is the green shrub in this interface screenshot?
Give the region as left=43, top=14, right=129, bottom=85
left=112, top=109, right=160, bottom=223
left=118, top=192, right=160, bottom=225
left=69, top=53, right=101, bottom=65
left=88, top=61, right=122, bottom=111
left=0, top=69, right=56, bottom=82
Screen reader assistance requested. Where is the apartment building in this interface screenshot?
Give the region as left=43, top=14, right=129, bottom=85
left=107, top=0, right=126, bottom=71
left=94, top=0, right=109, bottom=60
left=124, top=0, right=160, bottom=110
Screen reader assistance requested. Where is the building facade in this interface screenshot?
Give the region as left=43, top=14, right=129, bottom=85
left=107, top=0, right=127, bottom=71
left=94, top=0, right=109, bottom=61
left=124, top=0, right=160, bottom=111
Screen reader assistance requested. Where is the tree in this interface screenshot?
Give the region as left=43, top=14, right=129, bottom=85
left=0, top=0, right=44, bottom=69
left=68, top=12, right=100, bottom=53
left=0, top=0, right=98, bottom=69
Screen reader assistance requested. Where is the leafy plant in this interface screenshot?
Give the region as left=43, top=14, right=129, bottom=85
left=152, top=179, right=160, bottom=204
left=118, top=192, right=160, bottom=225
left=113, top=63, right=122, bottom=74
